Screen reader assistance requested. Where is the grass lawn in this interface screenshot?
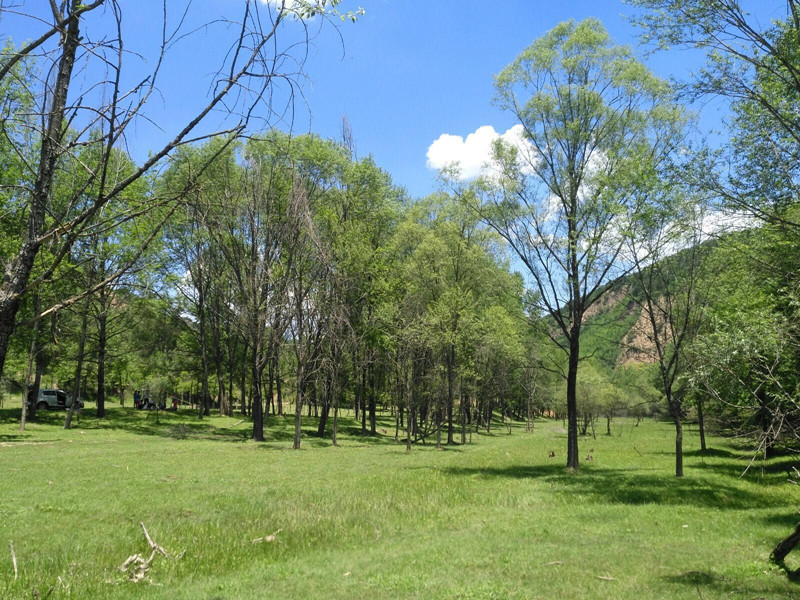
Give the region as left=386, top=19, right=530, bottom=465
left=0, top=402, right=798, bottom=599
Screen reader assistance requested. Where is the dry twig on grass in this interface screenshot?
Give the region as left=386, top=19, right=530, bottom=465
left=9, top=540, right=17, bottom=581
left=118, top=523, right=184, bottom=583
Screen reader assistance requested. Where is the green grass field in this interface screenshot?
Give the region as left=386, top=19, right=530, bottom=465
left=0, top=403, right=798, bottom=599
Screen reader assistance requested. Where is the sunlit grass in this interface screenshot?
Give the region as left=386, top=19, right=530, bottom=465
left=0, top=403, right=797, bottom=599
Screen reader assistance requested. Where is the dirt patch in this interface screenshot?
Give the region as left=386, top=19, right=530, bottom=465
left=0, top=441, right=56, bottom=448
left=617, top=304, right=666, bottom=367
left=582, top=286, right=629, bottom=322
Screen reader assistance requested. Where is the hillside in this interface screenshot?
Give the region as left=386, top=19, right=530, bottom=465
left=578, top=235, right=729, bottom=373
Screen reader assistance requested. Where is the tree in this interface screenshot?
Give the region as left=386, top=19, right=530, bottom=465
left=461, top=19, right=686, bottom=470
left=684, top=217, right=800, bottom=462
left=629, top=0, right=800, bottom=229
left=0, top=0, right=360, bottom=379
left=626, top=198, right=706, bottom=476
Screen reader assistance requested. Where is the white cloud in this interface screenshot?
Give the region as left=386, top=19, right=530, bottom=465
left=260, top=0, right=319, bottom=17
left=699, top=209, right=753, bottom=241
left=426, top=124, right=533, bottom=180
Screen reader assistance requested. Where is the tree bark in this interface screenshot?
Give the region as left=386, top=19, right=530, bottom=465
left=268, top=348, right=275, bottom=417
left=565, top=331, right=580, bottom=471
left=460, top=387, right=467, bottom=445
left=332, top=388, right=340, bottom=447
left=697, top=396, right=707, bottom=453
left=772, top=522, right=800, bottom=575
left=293, top=362, right=304, bottom=450
left=368, top=366, right=377, bottom=435
left=240, top=339, right=248, bottom=416
left=0, top=1, right=83, bottom=378
left=446, top=344, right=455, bottom=445
left=65, top=307, right=89, bottom=429
left=669, top=394, right=684, bottom=478
left=198, top=274, right=210, bottom=419
left=19, top=295, right=41, bottom=431
left=317, top=372, right=331, bottom=437
left=275, top=350, right=283, bottom=416
left=251, top=342, right=264, bottom=441
left=96, top=290, right=107, bottom=418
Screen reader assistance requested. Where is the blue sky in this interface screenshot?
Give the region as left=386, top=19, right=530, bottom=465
left=292, top=0, right=782, bottom=197
left=4, top=0, right=787, bottom=198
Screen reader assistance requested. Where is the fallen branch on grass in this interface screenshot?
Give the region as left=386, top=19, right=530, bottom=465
left=118, top=523, right=185, bottom=583
left=10, top=540, right=17, bottom=581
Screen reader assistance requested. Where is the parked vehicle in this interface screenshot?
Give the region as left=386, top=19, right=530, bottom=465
left=26, top=388, right=83, bottom=411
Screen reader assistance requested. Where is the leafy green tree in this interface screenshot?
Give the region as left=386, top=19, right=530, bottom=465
left=626, top=197, right=707, bottom=476
left=0, top=0, right=360, bottom=379
left=629, top=0, right=800, bottom=228
left=685, top=218, right=800, bottom=460
left=463, top=19, right=687, bottom=470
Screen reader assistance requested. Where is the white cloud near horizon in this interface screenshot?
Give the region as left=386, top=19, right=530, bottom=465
left=426, top=124, right=532, bottom=180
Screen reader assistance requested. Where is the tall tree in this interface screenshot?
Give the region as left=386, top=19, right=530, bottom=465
left=626, top=198, right=706, bottom=476
left=461, top=19, right=686, bottom=469
left=0, top=0, right=360, bottom=377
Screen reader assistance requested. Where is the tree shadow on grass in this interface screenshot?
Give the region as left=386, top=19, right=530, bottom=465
left=691, top=456, right=800, bottom=486
left=72, top=411, right=251, bottom=443
left=661, top=569, right=796, bottom=596
left=683, top=447, right=738, bottom=459
left=762, top=512, right=800, bottom=529
left=1, top=405, right=414, bottom=449
left=441, top=463, right=785, bottom=510
left=35, top=409, right=411, bottom=448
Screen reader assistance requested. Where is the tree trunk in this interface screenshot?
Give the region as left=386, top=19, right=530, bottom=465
left=240, top=339, right=249, bottom=416
left=697, top=396, right=707, bottom=453
left=332, top=388, right=340, bottom=447
left=31, top=348, right=43, bottom=419
left=460, top=388, right=467, bottom=445
left=251, top=343, right=264, bottom=441
left=436, top=401, right=442, bottom=450
left=360, top=365, right=367, bottom=435
left=368, top=366, right=376, bottom=435
left=20, top=295, right=42, bottom=430
left=317, top=393, right=330, bottom=437
left=565, top=331, right=580, bottom=471
left=669, top=392, right=684, bottom=478
left=293, top=362, right=304, bottom=450
left=96, top=293, right=107, bottom=418
left=212, top=306, right=226, bottom=416
left=446, top=344, right=455, bottom=445
left=771, top=522, right=800, bottom=575
left=65, top=307, right=89, bottom=429
left=0, top=2, right=82, bottom=378
left=198, top=287, right=210, bottom=419
left=275, top=350, right=283, bottom=416
left=268, top=349, right=275, bottom=417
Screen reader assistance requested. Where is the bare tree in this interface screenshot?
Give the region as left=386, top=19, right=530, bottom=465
left=626, top=200, right=706, bottom=477
left=0, top=0, right=357, bottom=376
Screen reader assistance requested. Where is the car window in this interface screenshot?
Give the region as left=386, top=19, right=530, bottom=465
left=57, top=392, right=67, bottom=403
left=43, top=390, right=56, bottom=396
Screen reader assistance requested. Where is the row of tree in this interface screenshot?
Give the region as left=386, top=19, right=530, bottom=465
left=2, top=1, right=799, bottom=478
